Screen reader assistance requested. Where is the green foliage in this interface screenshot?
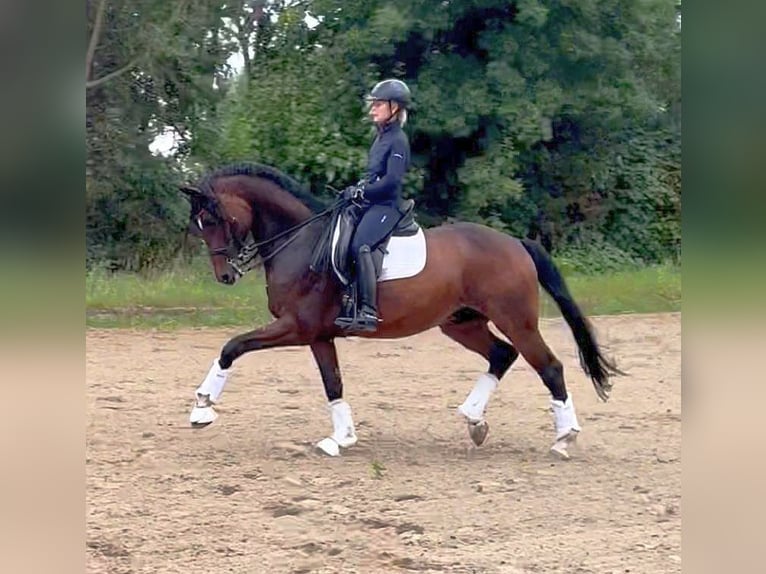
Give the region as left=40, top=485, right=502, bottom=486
left=554, top=240, right=645, bottom=276
left=86, top=0, right=680, bottom=271
left=86, top=0, right=238, bottom=269
left=86, top=156, right=189, bottom=269
left=456, top=134, right=524, bottom=230
left=369, top=460, right=386, bottom=480
left=194, top=53, right=369, bottom=194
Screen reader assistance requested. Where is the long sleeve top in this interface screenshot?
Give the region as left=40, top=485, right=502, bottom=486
left=362, top=121, right=410, bottom=208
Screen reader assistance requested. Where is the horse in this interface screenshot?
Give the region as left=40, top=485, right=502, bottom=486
left=180, top=162, right=623, bottom=459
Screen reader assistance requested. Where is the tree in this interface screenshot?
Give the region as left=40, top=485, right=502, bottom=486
left=86, top=0, right=681, bottom=270
left=86, top=0, right=237, bottom=268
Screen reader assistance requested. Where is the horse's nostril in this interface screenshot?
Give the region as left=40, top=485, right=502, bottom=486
left=221, top=273, right=231, bottom=284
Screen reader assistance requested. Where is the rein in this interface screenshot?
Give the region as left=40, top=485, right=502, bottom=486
left=220, top=201, right=341, bottom=277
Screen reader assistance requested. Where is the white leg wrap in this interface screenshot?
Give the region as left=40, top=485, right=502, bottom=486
left=195, top=358, right=230, bottom=403
left=329, top=399, right=358, bottom=448
left=551, top=394, right=581, bottom=440
left=316, top=399, right=358, bottom=456
left=457, top=373, right=498, bottom=422
left=190, top=358, right=230, bottom=426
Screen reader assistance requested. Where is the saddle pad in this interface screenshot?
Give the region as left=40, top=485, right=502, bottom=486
left=379, top=228, right=427, bottom=282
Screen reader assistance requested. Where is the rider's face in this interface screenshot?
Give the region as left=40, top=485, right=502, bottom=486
left=369, top=100, right=398, bottom=125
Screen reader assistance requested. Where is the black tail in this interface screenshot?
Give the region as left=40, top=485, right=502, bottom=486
left=521, top=238, right=625, bottom=401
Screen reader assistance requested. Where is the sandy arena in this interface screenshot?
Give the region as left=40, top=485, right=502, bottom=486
left=86, top=313, right=681, bottom=573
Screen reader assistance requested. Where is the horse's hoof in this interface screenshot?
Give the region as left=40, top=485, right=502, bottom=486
left=550, top=442, right=571, bottom=460
left=316, top=437, right=340, bottom=457
left=190, top=405, right=218, bottom=427
left=550, top=430, right=578, bottom=460
left=468, top=420, right=489, bottom=446
left=334, top=434, right=358, bottom=449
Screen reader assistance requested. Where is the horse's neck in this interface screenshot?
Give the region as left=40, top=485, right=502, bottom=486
left=255, top=209, right=306, bottom=243
left=261, top=216, right=324, bottom=288
left=245, top=181, right=321, bottom=282
left=235, top=177, right=309, bottom=240
left=250, top=193, right=312, bottom=241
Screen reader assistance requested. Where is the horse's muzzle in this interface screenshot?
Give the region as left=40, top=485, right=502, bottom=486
left=219, top=272, right=237, bottom=285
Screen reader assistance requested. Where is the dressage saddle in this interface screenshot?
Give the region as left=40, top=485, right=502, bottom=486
left=311, top=198, right=418, bottom=285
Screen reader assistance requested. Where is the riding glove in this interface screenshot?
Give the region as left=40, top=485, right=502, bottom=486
left=340, top=185, right=364, bottom=201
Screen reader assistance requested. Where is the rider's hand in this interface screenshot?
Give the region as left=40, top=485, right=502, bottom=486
left=340, top=185, right=363, bottom=201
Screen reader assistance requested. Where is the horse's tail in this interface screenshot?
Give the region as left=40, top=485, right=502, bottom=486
left=520, top=238, right=625, bottom=402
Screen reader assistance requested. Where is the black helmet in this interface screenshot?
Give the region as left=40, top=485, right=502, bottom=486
left=367, top=79, right=412, bottom=109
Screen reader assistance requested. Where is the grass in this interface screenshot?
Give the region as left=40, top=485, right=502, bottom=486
left=86, top=257, right=680, bottom=329
left=86, top=257, right=272, bottom=329
left=542, top=262, right=681, bottom=318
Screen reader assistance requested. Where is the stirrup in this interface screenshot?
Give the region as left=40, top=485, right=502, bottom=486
left=334, top=315, right=355, bottom=328
left=359, top=309, right=380, bottom=324
left=337, top=309, right=380, bottom=332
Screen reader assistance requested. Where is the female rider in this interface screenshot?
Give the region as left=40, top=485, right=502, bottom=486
left=335, top=78, right=413, bottom=333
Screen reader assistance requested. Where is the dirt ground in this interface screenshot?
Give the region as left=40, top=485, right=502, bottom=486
left=86, top=313, right=681, bottom=574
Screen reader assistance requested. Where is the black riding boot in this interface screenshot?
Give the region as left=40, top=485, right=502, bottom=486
left=351, top=245, right=380, bottom=332
left=333, top=245, right=381, bottom=332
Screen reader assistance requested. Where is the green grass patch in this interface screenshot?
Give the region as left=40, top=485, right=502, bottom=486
left=86, top=258, right=680, bottom=329
left=86, top=257, right=267, bottom=309
left=86, top=257, right=272, bottom=329
left=540, top=262, right=681, bottom=318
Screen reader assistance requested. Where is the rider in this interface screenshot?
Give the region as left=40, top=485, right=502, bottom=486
left=335, top=78, right=413, bottom=333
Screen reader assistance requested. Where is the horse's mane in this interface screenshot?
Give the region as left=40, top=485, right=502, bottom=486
left=197, top=162, right=326, bottom=212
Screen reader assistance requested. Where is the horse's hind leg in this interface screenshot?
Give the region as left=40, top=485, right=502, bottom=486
left=490, top=314, right=581, bottom=459
left=440, top=310, right=519, bottom=445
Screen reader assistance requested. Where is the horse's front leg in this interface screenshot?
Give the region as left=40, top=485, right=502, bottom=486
left=189, top=316, right=301, bottom=427
left=310, top=338, right=358, bottom=456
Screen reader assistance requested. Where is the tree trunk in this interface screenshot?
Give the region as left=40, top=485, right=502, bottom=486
left=86, top=0, right=107, bottom=82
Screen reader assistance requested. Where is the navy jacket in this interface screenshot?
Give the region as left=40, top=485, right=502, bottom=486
left=362, top=122, right=410, bottom=208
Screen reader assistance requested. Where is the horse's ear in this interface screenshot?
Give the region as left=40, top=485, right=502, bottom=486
left=179, top=186, right=202, bottom=201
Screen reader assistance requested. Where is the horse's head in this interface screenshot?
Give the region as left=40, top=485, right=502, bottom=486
left=180, top=185, right=253, bottom=285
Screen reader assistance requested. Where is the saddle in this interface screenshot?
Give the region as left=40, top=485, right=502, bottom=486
left=310, top=198, right=419, bottom=290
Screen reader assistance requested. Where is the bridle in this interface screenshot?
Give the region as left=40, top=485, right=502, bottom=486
left=198, top=198, right=340, bottom=278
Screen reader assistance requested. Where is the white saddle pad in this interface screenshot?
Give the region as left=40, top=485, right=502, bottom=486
left=379, top=228, right=427, bottom=282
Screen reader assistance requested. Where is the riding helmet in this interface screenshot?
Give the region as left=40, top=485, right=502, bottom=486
left=367, top=79, right=412, bottom=109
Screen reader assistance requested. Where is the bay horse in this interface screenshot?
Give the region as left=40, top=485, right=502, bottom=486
left=181, top=163, right=622, bottom=459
